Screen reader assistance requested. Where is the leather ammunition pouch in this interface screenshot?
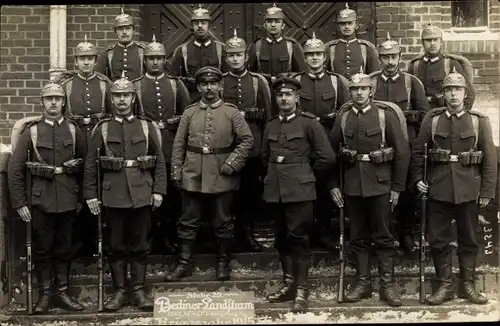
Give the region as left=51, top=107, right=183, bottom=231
left=381, top=147, right=394, bottom=162
left=137, top=155, right=157, bottom=170
left=187, top=145, right=234, bottom=155
left=62, top=158, right=83, bottom=174
left=340, top=147, right=358, bottom=163
left=99, top=156, right=124, bottom=171
left=404, top=110, right=421, bottom=123
left=319, top=113, right=337, bottom=129
left=458, top=151, right=483, bottom=166
left=243, top=107, right=265, bottom=122
left=26, top=162, right=64, bottom=179
left=429, top=148, right=451, bottom=163
left=369, top=149, right=385, bottom=164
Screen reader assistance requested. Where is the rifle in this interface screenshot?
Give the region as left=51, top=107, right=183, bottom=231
left=96, top=147, right=104, bottom=312
left=419, top=143, right=428, bottom=304
left=337, top=159, right=345, bottom=303
left=26, top=149, right=33, bottom=315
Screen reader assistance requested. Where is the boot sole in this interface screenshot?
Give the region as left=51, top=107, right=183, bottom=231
left=457, top=294, right=488, bottom=304
left=343, top=294, right=372, bottom=303
left=426, top=296, right=454, bottom=306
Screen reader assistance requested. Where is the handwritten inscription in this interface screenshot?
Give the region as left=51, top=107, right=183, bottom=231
left=484, top=225, right=494, bottom=255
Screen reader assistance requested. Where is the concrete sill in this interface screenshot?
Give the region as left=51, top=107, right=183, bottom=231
left=443, top=29, right=500, bottom=41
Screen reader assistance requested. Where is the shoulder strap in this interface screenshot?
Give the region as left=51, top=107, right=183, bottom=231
left=107, top=49, right=114, bottom=75
left=252, top=75, right=259, bottom=108
left=340, top=110, right=349, bottom=145
left=215, top=42, right=223, bottom=70
left=252, top=72, right=271, bottom=105
left=294, top=74, right=301, bottom=82
left=371, top=76, right=378, bottom=95
left=256, top=39, right=262, bottom=71
left=138, top=47, right=144, bottom=75
left=170, top=78, right=178, bottom=115
left=67, top=122, right=76, bottom=158
left=135, top=80, right=145, bottom=116
left=431, top=115, right=439, bottom=146
left=471, top=114, right=479, bottom=150
left=140, top=119, right=150, bottom=155
left=101, top=122, right=111, bottom=155
left=404, top=73, right=412, bottom=109
left=378, top=108, right=386, bottom=146
left=330, top=74, right=338, bottom=111
left=29, top=124, right=45, bottom=163
left=444, top=57, right=450, bottom=76
left=182, top=44, right=188, bottom=75
left=329, top=44, right=336, bottom=71
left=65, top=79, right=74, bottom=115
left=360, top=44, right=367, bottom=71
left=99, top=80, right=107, bottom=112
left=286, top=40, right=293, bottom=71
left=414, top=60, right=420, bottom=76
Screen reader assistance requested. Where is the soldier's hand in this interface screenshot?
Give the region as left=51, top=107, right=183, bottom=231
left=329, top=188, right=344, bottom=208
left=479, top=197, right=491, bottom=208
left=220, top=163, right=234, bottom=176
left=17, top=206, right=31, bottom=222
left=151, top=193, right=163, bottom=210
left=390, top=191, right=400, bottom=211
left=86, top=198, right=101, bottom=215
left=416, top=181, right=429, bottom=194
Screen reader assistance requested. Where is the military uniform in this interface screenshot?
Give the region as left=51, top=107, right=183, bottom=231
left=84, top=73, right=167, bottom=312
left=407, top=23, right=475, bottom=111
left=329, top=72, right=410, bottom=307
left=168, top=67, right=254, bottom=282
left=325, top=4, right=380, bottom=80
left=410, top=71, right=497, bottom=305
left=133, top=35, right=191, bottom=254
left=8, top=82, right=85, bottom=313
left=369, top=34, right=431, bottom=252
left=263, top=78, right=336, bottom=313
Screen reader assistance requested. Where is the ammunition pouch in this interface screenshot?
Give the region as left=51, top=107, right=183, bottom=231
left=404, top=110, right=421, bottom=123
left=381, top=147, right=395, bottom=162
left=428, top=93, right=446, bottom=107
left=99, top=156, right=124, bottom=171
left=320, top=113, right=337, bottom=128
left=369, top=149, right=385, bottom=164
left=429, top=149, right=451, bottom=163
left=26, top=162, right=63, bottom=179
left=458, top=151, right=483, bottom=166
left=167, top=116, right=182, bottom=130
left=243, top=107, right=265, bottom=122
left=340, top=147, right=358, bottom=163
left=137, top=155, right=157, bottom=170
left=62, top=158, right=83, bottom=174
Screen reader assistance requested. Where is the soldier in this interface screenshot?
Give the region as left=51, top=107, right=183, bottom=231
left=410, top=69, right=496, bottom=305
left=8, top=81, right=85, bottom=313
left=293, top=32, right=350, bottom=251
left=262, top=77, right=336, bottom=313
left=221, top=29, right=272, bottom=252
left=84, top=72, right=167, bottom=311
left=407, top=22, right=475, bottom=111
left=133, top=35, right=191, bottom=254
left=96, top=7, right=147, bottom=81
left=166, top=67, right=254, bottom=282
left=329, top=71, right=410, bottom=307
left=325, top=3, right=380, bottom=80
left=169, top=5, right=226, bottom=103
left=369, top=33, right=431, bottom=253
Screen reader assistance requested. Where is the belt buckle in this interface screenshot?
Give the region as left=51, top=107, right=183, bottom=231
left=276, top=156, right=284, bottom=163
left=427, top=96, right=432, bottom=102
left=361, top=154, right=370, bottom=162
left=270, top=76, right=277, bottom=83
left=450, top=155, right=458, bottom=162
left=157, top=121, right=165, bottom=129
left=83, top=117, right=91, bottom=125
left=202, top=146, right=210, bottom=154
left=124, top=160, right=134, bottom=167
left=54, top=167, right=63, bottom=174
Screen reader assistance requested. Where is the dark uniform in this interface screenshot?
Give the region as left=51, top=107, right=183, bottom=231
left=8, top=82, right=85, bottom=313
left=324, top=4, right=380, bottom=80
left=221, top=30, right=272, bottom=252
left=133, top=36, right=191, bottom=254
left=329, top=72, right=410, bottom=307
left=84, top=74, right=167, bottom=312
left=293, top=33, right=350, bottom=251
left=369, top=35, right=431, bottom=252
left=263, top=78, right=336, bottom=313
left=167, top=67, right=254, bottom=282
left=410, top=71, right=497, bottom=305
left=407, top=23, right=475, bottom=111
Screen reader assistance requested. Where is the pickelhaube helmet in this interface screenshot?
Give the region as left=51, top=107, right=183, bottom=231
left=41, top=79, right=65, bottom=98
left=348, top=67, right=372, bottom=88
left=225, top=29, right=247, bottom=54
left=74, top=34, right=98, bottom=57
left=264, top=3, right=285, bottom=20
left=303, top=32, right=325, bottom=54
left=421, top=20, right=443, bottom=40
left=110, top=71, right=136, bottom=93
left=144, top=34, right=166, bottom=56
left=191, top=4, right=211, bottom=21
left=337, top=3, right=357, bottom=23
left=114, top=7, right=134, bottom=29
left=442, top=67, right=467, bottom=89
left=378, top=32, right=401, bottom=55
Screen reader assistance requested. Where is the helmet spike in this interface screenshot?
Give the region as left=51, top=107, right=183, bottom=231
left=359, top=66, right=363, bottom=74
left=120, top=6, right=124, bottom=15
left=386, top=32, right=391, bottom=40
left=233, top=28, right=237, bottom=38
left=428, top=18, right=432, bottom=26
left=312, top=31, right=316, bottom=39
left=451, top=66, right=457, bottom=74
left=272, top=3, right=277, bottom=7
left=345, top=2, right=350, bottom=9
left=198, top=4, right=203, bottom=9
left=121, top=70, right=126, bottom=79
left=152, top=34, right=156, bottom=43
left=84, top=34, right=88, bottom=42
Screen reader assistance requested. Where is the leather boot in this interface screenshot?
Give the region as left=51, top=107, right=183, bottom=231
left=130, top=261, right=154, bottom=310
left=162, top=237, right=177, bottom=255
left=458, top=255, right=488, bottom=304
left=165, top=240, right=194, bottom=282
left=216, top=239, right=231, bottom=281
left=291, top=257, right=310, bottom=313
left=267, top=255, right=296, bottom=302
left=240, top=221, right=263, bottom=252
left=52, top=262, right=84, bottom=311
left=344, top=251, right=372, bottom=302
left=103, top=261, right=128, bottom=311
left=376, top=249, right=402, bottom=307
left=426, top=249, right=454, bottom=305
left=33, top=265, right=52, bottom=314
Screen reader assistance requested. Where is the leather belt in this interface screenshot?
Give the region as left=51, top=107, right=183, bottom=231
left=187, top=145, right=233, bottom=154
left=356, top=154, right=371, bottom=162
left=123, top=160, right=139, bottom=167
left=54, top=166, right=64, bottom=174
left=270, top=155, right=309, bottom=164
left=449, top=155, right=459, bottom=162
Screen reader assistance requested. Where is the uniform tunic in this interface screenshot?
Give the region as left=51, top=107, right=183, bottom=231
left=326, top=37, right=380, bottom=79
left=96, top=41, right=145, bottom=81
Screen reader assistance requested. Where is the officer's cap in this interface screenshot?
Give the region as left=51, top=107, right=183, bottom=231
left=421, top=20, right=443, bottom=40
left=41, top=80, right=65, bottom=98
left=110, top=71, right=136, bottom=94
left=337, top=3, right=357, bottom=23
left=225, top=29, right=247, bottom=54
left=303, top=32, right=326, bottom=54
left=195, top=66, right=223, bottom=82
left=348, top=67, right=372, bottom=88
left=264, top=3, right=285, bottom=20
left=144, top=34, right=166, bottom=56
left=442, top=67, right=467, bottom=89
left=114, top=7, right=134, bottom=29
left=378, top=32, right=401, bottom=55
left=74, top=34, right=98, bottom=57
left=272, top=77, right=301, bottom=92
left=191, top=4, right=211, bottom=22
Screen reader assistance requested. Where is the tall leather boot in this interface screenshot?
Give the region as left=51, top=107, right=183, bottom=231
left=426, top=249, right=454, bottom=305
left=344, top=251, right=372, bottom=302
left=130, top=260, right=154, bottom=310
left=52, top=261, right=84, bottom=311
left=216, top=239, right=231, bottom=281
left=165, top=240, right=194, bottom=282
left=33, top=264, right=52, bottom=314
left=267, top=255, right=296, bottom=302
left=103, top=260, right=128, bottom=311
left=291, top=257, right=310, bottom=313
left=458, top=254, right=488, bottom=304
left=238, top=218, right=263, bottom=252
left=376, top=249, right=402, bottom=307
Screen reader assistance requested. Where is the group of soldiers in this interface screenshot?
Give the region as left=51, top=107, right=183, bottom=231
left=6, top=2, right=495, bottom=315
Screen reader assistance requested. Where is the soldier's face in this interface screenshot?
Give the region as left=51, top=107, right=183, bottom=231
left=75, top=55, right=97, bottom=74
left=276, top=90, right=298, bottom=112
left=111, top=92, right=135, bottom=113
left=115, top=25, right=134, bottom=43
left=192, top=20, right=210, bottom=38
left=42, top=96, right=65, bottom=117
left=338, top=21, right=356, bottom=37
left=444, top=86, right=466, bottom=109
left=264, top=19, right=284, bottom=36
left=198, top=81, right=221, bottom=101
left=422, top=38, right=442, bottom=55
left=380, top=54, right=400, bottom=75
left=145, top=56, right=165, bottom=74
left=350, top=86, right=371, bottom=107
left=225, top=52, right=247, bottom=70
left=305, top=52, right=326, bottom=70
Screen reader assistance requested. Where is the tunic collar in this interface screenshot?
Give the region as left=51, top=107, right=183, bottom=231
left=199, top=99, right=223, bottom=109
left=114, top=115, right=135, bottom=123
left=381, top=71, right=400, bottom=82
left=77, top=72, right=97, bottom=81
left=308, top=71, right=325, bottom=80
left=445, top=109, right=466, bottom=119
left=265, top=36, right=283, bottom=44
left=229, top=70, right=248, bottom=78
left=339, top=37, right=357, bottom=44
left=352, top=105, right=371, bottom=115
left=423, top=54, right=441, bottom=63
left=117, top=41, right=135, bottom=48
left=279, top=110, right=297, bottom=123
left=145, top=72, right=165, bottom=80
left=193, top=39, right=212, bottom=48
left=43, top=116, right=64, bottom=127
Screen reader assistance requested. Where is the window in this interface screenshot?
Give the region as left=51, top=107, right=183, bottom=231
left=451, top=0, right=489, bottom=29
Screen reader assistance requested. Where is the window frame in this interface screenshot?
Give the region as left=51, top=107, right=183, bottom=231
left=450, top=0, right=490, bottom=33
